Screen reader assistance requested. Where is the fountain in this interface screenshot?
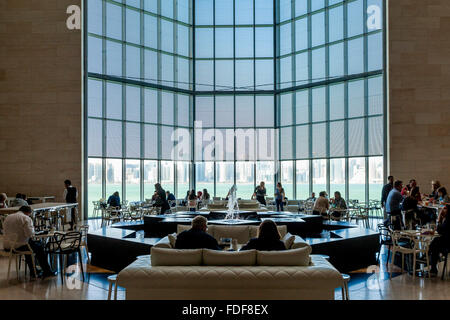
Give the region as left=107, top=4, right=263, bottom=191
left=225, top=185, right=239, bottom=220
left=204, top=185, right=257, bottom=225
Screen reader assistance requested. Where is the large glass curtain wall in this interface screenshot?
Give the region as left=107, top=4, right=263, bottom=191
left=86, top=0, right=385, bottom=217
left=277, top=0, right=384, bottom=203
left=86, top=0, right=193, bottom=216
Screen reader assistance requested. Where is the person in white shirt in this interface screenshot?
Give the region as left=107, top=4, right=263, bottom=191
left=3, top=206, right=55, bottom=278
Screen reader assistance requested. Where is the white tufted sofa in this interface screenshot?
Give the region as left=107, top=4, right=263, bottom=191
left=117, top=254, right=343, bottom=300
left=116, top=225, right=343, bottom=300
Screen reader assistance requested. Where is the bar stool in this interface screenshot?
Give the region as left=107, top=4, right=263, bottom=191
left=341, top=274, right=351, bottom=300
left=107, top=274, right=118, bottom=300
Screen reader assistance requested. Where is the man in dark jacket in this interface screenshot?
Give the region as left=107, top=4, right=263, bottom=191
left=154, top=183, right=170, bottom=214
left=175, top=216, right=220, bottom=250
left=381, top=176, right=394, bottom=219
left=64, top=179, right=78, bottom=230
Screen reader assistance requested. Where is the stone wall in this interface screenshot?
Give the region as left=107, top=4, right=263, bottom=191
left=389, top=0, right=450, bottom=190
left=0, top=0, right=82, bottom=208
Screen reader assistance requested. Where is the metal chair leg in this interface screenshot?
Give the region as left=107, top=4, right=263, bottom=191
left=442, top=254, right=448, bottom=281
left=345, top=282, right=349, bottom=300
left=78, top=249, right=85, bottom=281
left=386, top=244, right=391, bottom=266
left=389, top=250, right=396, bottom=279
left=59, top=255, right=64, bottom=284
left=85, top=245, right=90, bottom=264
left=107, top=281, right=112, bottom=300
left=15, top=255, right=19, bottom=279
left=7, top=254, right=13, bottom=282
left=30, top=255, right=37, bottom=279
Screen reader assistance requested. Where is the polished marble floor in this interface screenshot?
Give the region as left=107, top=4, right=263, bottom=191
left=0, top=218, right=447, bottom=300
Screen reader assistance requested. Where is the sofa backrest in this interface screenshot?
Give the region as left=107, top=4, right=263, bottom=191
left=176, top=224, right=288, bottom=244
left=249, top=225, right=287, bottom=239
left=150, top=246, right=311, bottom=267
left=211, top=225, right=253, bottom=244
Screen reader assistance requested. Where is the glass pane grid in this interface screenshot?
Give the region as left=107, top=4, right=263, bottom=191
left=85, top=0, right=385, bottom=212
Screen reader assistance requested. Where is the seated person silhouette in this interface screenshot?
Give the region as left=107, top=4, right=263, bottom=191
left=241, top=220, right=286, bottom=251
left=175, top=216, right=220, bottom=250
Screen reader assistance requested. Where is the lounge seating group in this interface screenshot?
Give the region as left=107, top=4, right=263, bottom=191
left=116, top=225, right=344, bottom=300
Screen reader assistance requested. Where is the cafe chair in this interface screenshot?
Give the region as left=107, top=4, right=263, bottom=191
left=389, top=231, right=413, bottom=279
left=142, top=206, right=161, bottom=216
left=102, top=207, right=121, bottom=226
left=389, top=231, right=432, bottom=279
left=368, top=200, right=383, bottom=218
left=45, top=231, right=85, bottom=284
left=376, top=223, right=392, bottom=265
left=107, top=274, right=118, bottom=300
left=329, top=208, right=349, bottom=222
left=77, top=225, right=90, bottom=264
left=0, top=233, right=38, bottom=282
left=304, top=201, right=314, bottom=215
left=92, top=201, right=101, bottom=219
left=350, top=204, right=370, bottom=228
left=123, top=205, right=143, bottom=222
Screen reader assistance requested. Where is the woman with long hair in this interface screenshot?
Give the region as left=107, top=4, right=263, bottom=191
left=202, top=189, right=210, bottom=201
left=188, top=189, right=198, bottom=210
left=438, top=187, right=449, bottom=204
left=241, top=220, right=286, bottom=251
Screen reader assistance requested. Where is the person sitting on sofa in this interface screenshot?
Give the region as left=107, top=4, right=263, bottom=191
left=175, top=216, right=220, bottom=250
left=240, top=220, right=286, bottom=251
